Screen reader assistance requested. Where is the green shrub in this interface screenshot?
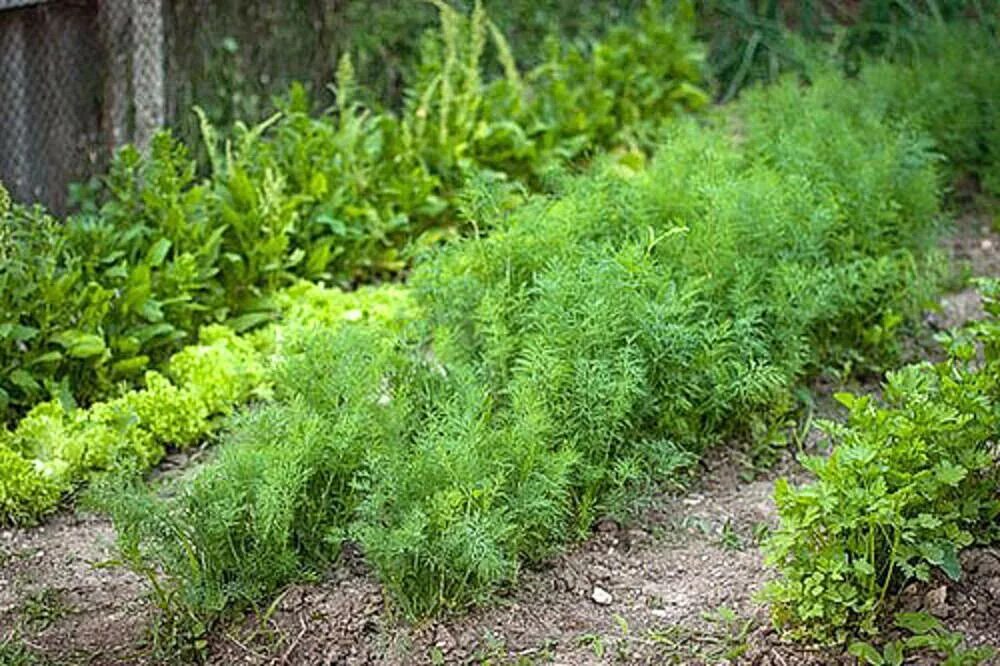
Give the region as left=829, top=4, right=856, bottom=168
left=850, top=22, right=1000, bottom=193
left=765, top=282, right=1000, bottom=642
left=699, top=0, right=998, bottom=102
left=0, top=138, right=238, bottom=418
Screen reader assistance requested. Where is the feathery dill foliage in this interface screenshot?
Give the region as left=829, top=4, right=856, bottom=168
left=101, top=26, right=1000, bottom=634
left=99, top=327, right=399, bottom=619
left=848, top=22, right=1000, bottom=195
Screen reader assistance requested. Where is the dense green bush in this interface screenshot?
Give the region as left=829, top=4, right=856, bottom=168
left=850, top=22, right=1000, bottom=193
left=765, top=281, right=1000, bottom=643
left=0, top=146, right=241, bottom=417
left=0, top=283, right=410, bottom=525
left=100, top=45, right=976, bottom=631
left=200, top=0, right=706, bottom=281
left=1, top=2, right=705, bottom=420
left=699, top=0, right=998, bottom=102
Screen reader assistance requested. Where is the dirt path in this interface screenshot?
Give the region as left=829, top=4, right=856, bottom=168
left=3, top=210, right=998, bottom=666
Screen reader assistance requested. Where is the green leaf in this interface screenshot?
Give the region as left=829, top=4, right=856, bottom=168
left=309, top=172, right=328, bottom=198
left=111, top=355, right=150, bottom=377
left=933, top=461, right=967, bottom=486
left=130, top=323, right=177, bottom=345
left=9, top=369, right=40, bottom=392
left=27, top=350, right=63, bottom=366
left=849, top=641, right=884, bottom=665
left=895, top=611, right=941, bottom=635
left=52, top=331, right=107, bottom=359
left=138, top=299, right=165, bottom=323
left=146, top=238, right=172, bottom=267
left=833, top=392, right=857, bottom=410
left=882, top=641, right=903, bottom=666
left=227, top=312, right=275, bottom=333
left=0, top=323, right=39, bottom=342
left=938, top=544, right=962, bottom=582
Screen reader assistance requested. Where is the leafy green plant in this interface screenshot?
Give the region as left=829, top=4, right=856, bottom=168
left=0, top=282, right=410, bottom=525
left=0, top=633, right=42, bottom=666
left=1, top=139, right=234, bottom=418
left=0, top=325, right=264, bottom=525
left=849, top=612, right=996, bottom=665
left=765, top=282, right=1000, bottom=642
left=1, top=2, right=707, bottom=422
left=18, top=588, right=72, bottom=632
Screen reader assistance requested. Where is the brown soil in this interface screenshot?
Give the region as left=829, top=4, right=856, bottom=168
left=2, top=210, right=998, bottom=666
left=0, top=514, right=150, bottom=664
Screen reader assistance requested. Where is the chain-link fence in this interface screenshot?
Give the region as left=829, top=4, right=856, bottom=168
left=1, top=1, right=103, bottom=213
left=0, top=0, right=164, bottom=213
left=0, top=0, right=374, bottom=213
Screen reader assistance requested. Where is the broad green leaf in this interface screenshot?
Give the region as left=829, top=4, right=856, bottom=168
left=938, top=544, right=962, bottom=582
left=52, top=331, right=107, bottom=359
left=849, top=641, right=884, bottom=665
left=9, top=369, right=40, bottom=392
left=882, top=641, right=903, bottom=666
left=833, top=392, right=857, bottom=410
left=27, top=351, right=63, bottom=366
left=146, top=238, right=172, bottom=267
left=227, top=312, right=275, bottom=333
left=895, top=611, right=941, bottom=635
left=933, top=461, right=966, bottom=486
left=0, top=323, right=38, bottom=342
left=111, top=355, right=150, bottom=377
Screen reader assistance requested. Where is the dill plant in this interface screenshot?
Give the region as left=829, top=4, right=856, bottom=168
left=98, top=37, right=1000, bottom=636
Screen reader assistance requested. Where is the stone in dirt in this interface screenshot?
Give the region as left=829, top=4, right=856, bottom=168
left=925, top=585, right=949, bottom=618
left=591, top=585, right=613, bottom=606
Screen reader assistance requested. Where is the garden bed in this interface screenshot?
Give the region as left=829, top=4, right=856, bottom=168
left=2, top=212, right=997, bottom=665
left=2, top=9, right=999, bottom=666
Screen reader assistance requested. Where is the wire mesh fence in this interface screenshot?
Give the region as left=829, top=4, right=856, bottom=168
left=0, top=0, right=107, bottom=213
left=0, top=0, right=166, bottom=213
